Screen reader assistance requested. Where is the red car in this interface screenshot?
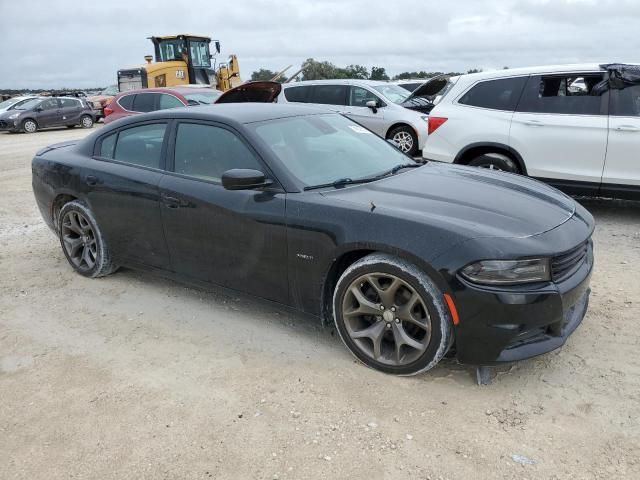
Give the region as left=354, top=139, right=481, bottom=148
left=103, top=87, right=222, bottom=124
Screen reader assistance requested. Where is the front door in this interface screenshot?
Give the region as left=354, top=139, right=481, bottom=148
left=36, top=98, right=63, bottom=128
left=344, top=86, right=387, bottom=137
left=159, top=121, right=288, bottom=303
left=510, top=73, right=608, bottom=185
left=602, top=84, right=640, bottom=195
left=85, top=121, right=171, bottom=269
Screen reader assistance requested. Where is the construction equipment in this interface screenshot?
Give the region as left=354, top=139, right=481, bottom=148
left=117, top=34, right=241, bottom=92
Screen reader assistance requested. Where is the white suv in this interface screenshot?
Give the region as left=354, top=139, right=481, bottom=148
left=423, top=63, right=640, bottom=200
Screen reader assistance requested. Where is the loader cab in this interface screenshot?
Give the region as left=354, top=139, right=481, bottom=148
left=151, top=35, right=219, bottom=85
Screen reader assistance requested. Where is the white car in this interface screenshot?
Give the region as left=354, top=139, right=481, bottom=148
left=422, top=63, right=640, bottom=200
left=277, top=79, right=431, bottom=156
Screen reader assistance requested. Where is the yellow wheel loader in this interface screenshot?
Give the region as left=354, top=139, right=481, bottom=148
left=117, top=34, right=241, bottom=92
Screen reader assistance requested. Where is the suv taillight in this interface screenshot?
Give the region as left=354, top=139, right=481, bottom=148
left=104, top=104, right=114, bottom=116
left=428, top=116, right=448, bottom=135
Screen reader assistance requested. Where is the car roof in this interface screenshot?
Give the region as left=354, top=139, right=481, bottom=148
left=456, top=62, right=640, bottom=82
left=283, top=79, right=390, bottom=87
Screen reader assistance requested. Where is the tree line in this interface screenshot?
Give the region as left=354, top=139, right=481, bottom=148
left=251, top=58, right=487, bottom=83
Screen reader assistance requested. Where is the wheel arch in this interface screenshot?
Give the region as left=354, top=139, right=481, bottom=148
left=454, top=142, right=527, bottom=175
left=320, top=244, right=450, bottom=324
left=51, top=193, right=79, bottom=231
left=22, top=117, right=39, bottom=128
left=385, top=122, right=418, bottom=141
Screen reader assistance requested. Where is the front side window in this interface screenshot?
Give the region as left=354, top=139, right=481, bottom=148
left=250, top=113, right=412, bottom=187
left=516, top=74, right=605, bottom=115
left=132, top=93, right=157, bottom=112
left=459, top=77, right=527, bottom=111
left=283, top=85, right=311, bottom=103
left=112, top=123, right=167, bottom=169
left=310, top=85, right=348, bottom=105
left=158, top=94, right=184, bottom=110
left=609, top=85, right=640, bottom=117
left=174, top=123, right=262, bottom=182
left=349, top=87, right=381, bottom=107
left=40, top=99, right=59, bottom=111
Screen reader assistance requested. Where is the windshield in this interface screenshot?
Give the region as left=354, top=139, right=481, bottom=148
left=158, top=39, right=186, bottom=62
left=101, top=85, right=118, bottom=96
left=13, top=98, right=41, bottom=110
left=184, top=91, right=220, bottom=105
left=0, top=98, right=22, bottom=109
left=373, top=84, right=411, bottom=104
left=251, top=114, right=414, bottom=188
left=189, top=41, right=211, bottom=68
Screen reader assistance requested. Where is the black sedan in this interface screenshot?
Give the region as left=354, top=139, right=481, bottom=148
left=31, top=103, right=594, bottom=375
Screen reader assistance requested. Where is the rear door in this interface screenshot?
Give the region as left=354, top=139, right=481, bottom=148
left=159, top=121, right=288, bottom=303
left=36, top=98, right=63, bottom=128
left=602, top=84, right=640, bottom=194
left=344, top=86, right=386, bottom=136
left=306, top=84, right=348, bottom=113
left=132, top=92, right=159, bottom=113
left=510, top=72, right=608, bottom=186
left=86, top=121, right=171, bottom=269
left=59, top=98, right=82, bottom=124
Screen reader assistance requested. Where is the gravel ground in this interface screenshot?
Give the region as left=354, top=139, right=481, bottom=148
left=1, top=127, right=639, bottom=480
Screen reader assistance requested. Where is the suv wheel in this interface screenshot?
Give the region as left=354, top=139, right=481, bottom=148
left=468, top=153, right=520, bottom=173
left=388, top=126, right=418, bottom=156
left=333, top=253, right=452, bottom=375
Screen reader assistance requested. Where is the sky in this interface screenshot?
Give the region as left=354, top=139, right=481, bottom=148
left=0, top=0, right=638, bottom=89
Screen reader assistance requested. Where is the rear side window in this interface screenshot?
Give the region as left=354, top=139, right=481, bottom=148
left=310, top=85, right=348, bottom=105
left=173, top=123, right=262, bottom=182
left=60, top=98, right=79, bottom=108
left=609, top=85, right=640, bottom=117
left=459, top=77, right=527, bottom=111
left=283, top=85, right=311, bottom=103
left=118, top=94, right=135, bottom=110
left=132, top=93, right=157, bottom=112
left=112, top=123, right=167, bottom=168
left=99, top=133, right=117, bottom=158
left=159, top=93, right=184, bottom=109
left=516, top=74, right=605, bottom=115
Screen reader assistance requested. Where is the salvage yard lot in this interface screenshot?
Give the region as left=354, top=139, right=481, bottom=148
left=1, top=127, right=639, bottom=479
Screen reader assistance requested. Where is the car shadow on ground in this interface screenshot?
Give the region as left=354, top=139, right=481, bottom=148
left=577, top=196, right=640, bottom=222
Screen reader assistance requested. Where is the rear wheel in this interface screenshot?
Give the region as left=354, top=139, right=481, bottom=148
left=22, top=119, right=37, bottom=133
left=468, top=152, right=520, bottom=173
left=80, top=115, right=94, bottom=129
left=333, top=253, right=452, bottom=375
left=58, top=201, right=117, bottom=278
left=387, top=126, right=418, bottom=156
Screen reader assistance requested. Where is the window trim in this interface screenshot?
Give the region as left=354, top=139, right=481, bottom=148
left=163, top=119, right=281, bottom=189
left=116, top=93, right=138, bottom=113
left=283, top=84, right=312, bottom=103
left=92, top=119, right=172, bottom=172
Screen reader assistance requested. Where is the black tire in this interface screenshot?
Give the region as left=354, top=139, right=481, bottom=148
left=22, top=118, right=38, bottom=134
left=333, top=253, right=452, bottom=376
left=468, top=153, right=520, bottom=173
left=58, top=200, right=118, bottom=278
left=387, top=125, right=419, bottom=157
left=80, top=115, right=94, bottom=129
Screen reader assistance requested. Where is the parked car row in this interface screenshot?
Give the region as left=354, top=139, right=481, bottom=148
left=0, top=96, right=95, bottom=133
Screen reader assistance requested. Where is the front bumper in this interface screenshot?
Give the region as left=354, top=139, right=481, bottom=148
left=0, top=119, right=20, bottom=131
left=452, top=242, right=593, bottom=365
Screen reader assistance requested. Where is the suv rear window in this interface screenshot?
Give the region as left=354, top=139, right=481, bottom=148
left=284, top=86, right=311, bottom=103
left=310, top=85, right=348, bottom=105
left=458, top=77, right=527, bottom=111
left=516, top=74, right=605, bottom=115
left=132, top=93, right=157, bottom=112
left=118, top=94, right=135, bottom=110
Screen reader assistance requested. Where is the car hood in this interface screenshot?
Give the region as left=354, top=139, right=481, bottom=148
left=321, top=163, right=576, bottom=239
left=0, top=109, right=22, bottom=119
left=405, top=75, right=450, bottom=101
left=215, top=81, right=282, bottom=104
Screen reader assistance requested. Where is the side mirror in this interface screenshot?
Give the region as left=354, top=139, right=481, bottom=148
left=366, top=100, right=378, bottom=113
left=35, top=107, right=43, bottom=112
left=222, top=169, right=272, bottom=190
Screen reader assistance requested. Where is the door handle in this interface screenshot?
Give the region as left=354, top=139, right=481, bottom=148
left=162, top=194, right=184, bottom=208
left=524, top=120, right=544, bottom=127
left=615, top=125, right=640, bottom=132
left=85, top=175, right=99, bottom=186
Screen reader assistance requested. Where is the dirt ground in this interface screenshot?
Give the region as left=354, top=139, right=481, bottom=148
left=0, top=126, right=639, bottom=480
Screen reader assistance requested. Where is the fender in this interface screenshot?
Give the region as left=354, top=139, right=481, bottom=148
left=454, top=142, right=527, bottom=175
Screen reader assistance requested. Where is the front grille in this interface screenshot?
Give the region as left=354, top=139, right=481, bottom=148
left=551, top=240, right=591, bottom=282
left=0, top=120, right=7, bottom=128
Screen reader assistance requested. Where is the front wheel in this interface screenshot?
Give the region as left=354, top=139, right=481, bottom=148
left=468, top=153, right=520, bottom=173
left=80, top=115, right=94, bottom=129
left=333, top=253, right=452, bottom=375
left=22, top=119, right=38, bottom=133
left=387, top=126, right=418, bottom=156
left=58, top=200, right=117, bottom=278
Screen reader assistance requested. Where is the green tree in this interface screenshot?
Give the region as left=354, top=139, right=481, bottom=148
left=250, top=69, right=279, bottom=82
left=342, top=64, right=369, bottom=79
left=369, top=66, right=389, bottom=81
left=301, top=58, right=341, bottom=80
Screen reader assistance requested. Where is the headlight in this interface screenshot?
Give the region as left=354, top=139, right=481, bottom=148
left=461, top=258, right=550, bottom=285
left=8, top=112, right=20, bottom=119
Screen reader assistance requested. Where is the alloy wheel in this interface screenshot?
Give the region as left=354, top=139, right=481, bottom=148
left=392, top=131, right=414, bottom=153
left=24, top=120, right=37, bottom=133
left=341, top=273, right=431, bottom=366
left=81, top=116, right=93, bottom=128
left=61, top=210, right=97, bottom=270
